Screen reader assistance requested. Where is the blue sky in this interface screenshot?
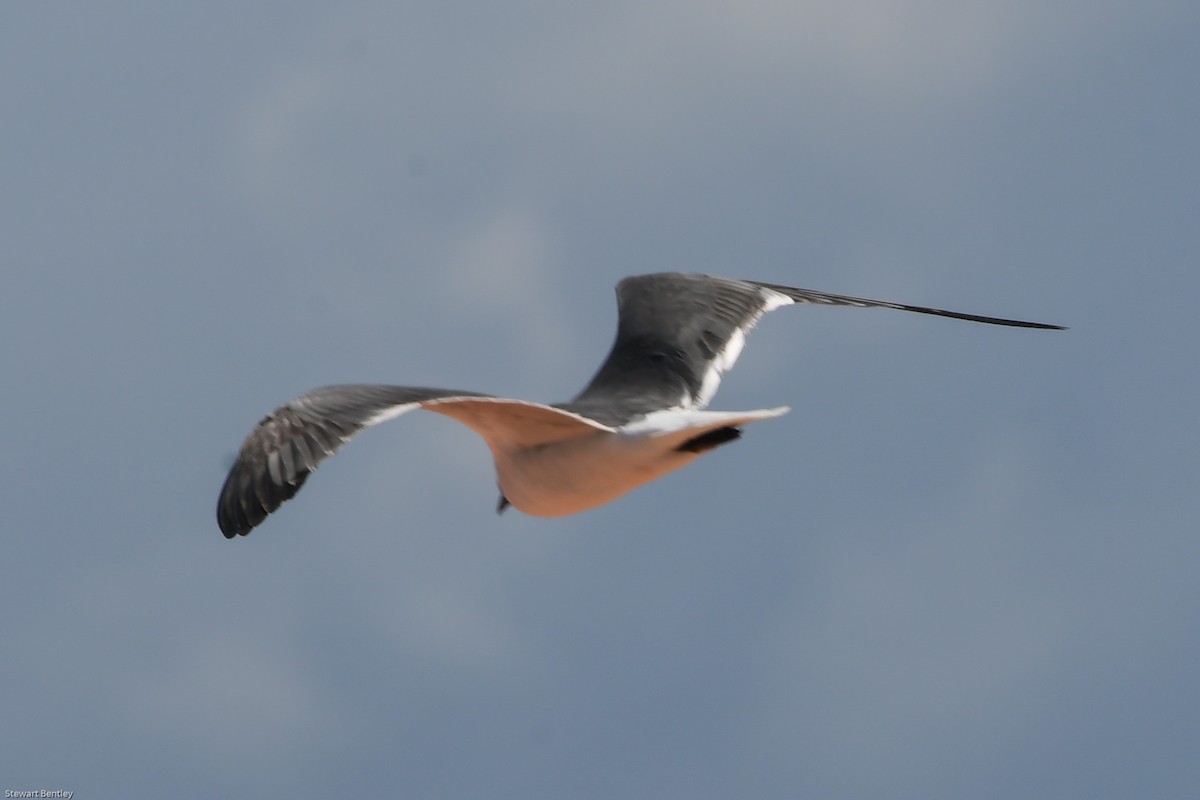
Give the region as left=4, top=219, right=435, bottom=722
left=3, top=2, right=1197, bottom=797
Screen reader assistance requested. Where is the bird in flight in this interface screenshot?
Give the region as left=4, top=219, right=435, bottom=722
left=216, top=273, right=1063, bottom=537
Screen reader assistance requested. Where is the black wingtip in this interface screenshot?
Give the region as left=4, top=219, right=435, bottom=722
left=216, top=496, right=255, bottom=538
left=984, top=318, right=1067, bottom=330
left=901, top=307, right=1067, bottom=330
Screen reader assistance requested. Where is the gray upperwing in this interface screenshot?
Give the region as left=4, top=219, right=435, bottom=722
left=567, top=273, right=785, bottom=425
left=216, top=384, right=492, bottom=538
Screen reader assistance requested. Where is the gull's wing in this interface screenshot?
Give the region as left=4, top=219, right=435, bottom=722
left=565, top=273, right=1063, bottom=425
left=216, top=385, right=491, bottom=537
left=217, top=385, right=615, bottom=538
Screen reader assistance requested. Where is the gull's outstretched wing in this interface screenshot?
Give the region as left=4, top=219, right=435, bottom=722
left=217, top=385, right=617, bottom=537
left=565, top=273, right=1063, bottom=425
left=217, top=385, right=491, bottom=538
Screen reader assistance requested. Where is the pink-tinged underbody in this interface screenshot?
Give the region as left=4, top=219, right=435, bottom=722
left=425, top=399, right=789, bottom=516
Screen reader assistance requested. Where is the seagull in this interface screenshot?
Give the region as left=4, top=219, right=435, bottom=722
left=216, top=272, right=1063, bottom=537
